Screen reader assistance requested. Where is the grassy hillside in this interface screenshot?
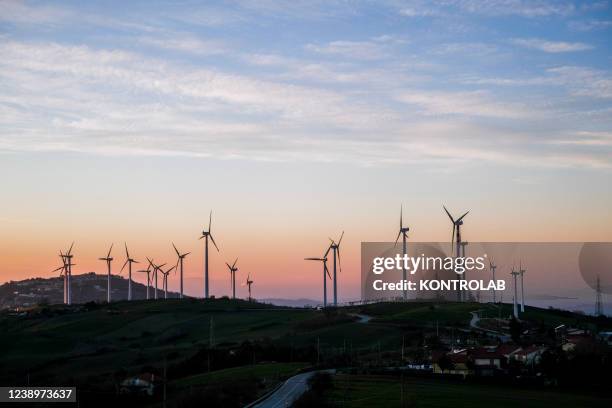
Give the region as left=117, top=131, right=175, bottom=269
left=2, top=299, right=608, bottom=407
left=326, top=375, right=611, bottom=408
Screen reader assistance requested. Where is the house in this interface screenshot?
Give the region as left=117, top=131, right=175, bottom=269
left=512, top=345, right=546, bottom=365
left=470, top=346, right=505, bottom=376
left=432, top=349, right=471, bottom=377
left=120, top=373, right=156, bottom=396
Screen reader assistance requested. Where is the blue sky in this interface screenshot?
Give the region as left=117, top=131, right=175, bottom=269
left=1, top=1, right=611, bottom=301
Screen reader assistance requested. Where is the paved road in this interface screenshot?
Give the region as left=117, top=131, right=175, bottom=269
left=352, top=313, right=372, bottom=323
left=250, top=370, right=334, bottom=408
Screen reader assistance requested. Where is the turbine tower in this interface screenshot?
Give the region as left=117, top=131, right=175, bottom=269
left=199, top=211, right=219, bottom=299
left=225, top=258, right=238, bottom=299
left=511, top=266, right=520, bottom=319
left=326, top=231, right=344, bottom=306
left=160, top=265, right=176, bottom=299
left=136, top=264, right=152, bottom=300
left=460, top=241, right=469, bottom=302
left=57, top=243, right=75, bottom=305
left=305, top=252, right=331, bottom=307
left=443, top=205, right=469, bottom=302
left=53, top=245, right=75, bottom=305
left=489, top=259, right=497, bottom=303
left=394, top=206, right=410, bottom=301
left=519, top=262, right=526, bottom=313
left=99, top=244, right=114, bottom=303
left=246, top=273, right=254, bottom=301
left=147, top=257, right=165, bottom=300
left=120, top=243, right=139, bottom=301
left=172, top=243, right=191, bottom=299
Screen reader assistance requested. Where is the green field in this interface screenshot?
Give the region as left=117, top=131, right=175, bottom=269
left=1, top=299, right=608, bottom=407
left=327, top=375, right=611, bottom=408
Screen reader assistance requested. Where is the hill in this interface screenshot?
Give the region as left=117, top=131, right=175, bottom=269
left=0, top=273, right=182, bottom=308
left=1, top=298, right=609, bottom=407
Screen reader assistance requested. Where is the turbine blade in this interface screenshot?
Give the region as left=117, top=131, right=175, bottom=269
left=337, top=247, right=342, bottom=273
left=325, top=263, right=331, bottom=279
left=209, top=210, right=212, bottom=232
left=183, top=252, right=191, bottom=257
left=67, top=241, right=74, bottom=256
left=443, top=205, right=454, bottom=223
left=394, top=230, right=401, bottom=245
left=324, top=244, right=332, bottom=258
left=400, top=205, right=403, bottom=229
left=232, top=257, right=238, bottom=269
left=210, top=234, right=220, bottom=252
left=172, top=242, right=180, bottom=257
left=107, top=243, right=113, bottom=258
left=337, top=231, right=344, bottom=246
left=120, top=260, right=128, bottom=273
left=457, top=210, right=470, bottom=222
left=226, top=262, right=232, bottom=270
left=125, top=242, right=130, bottom=259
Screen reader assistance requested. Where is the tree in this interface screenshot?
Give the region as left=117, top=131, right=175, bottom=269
left=437, top=353, right=454, bottom=373
left=509, top=317, right=522, bottom=344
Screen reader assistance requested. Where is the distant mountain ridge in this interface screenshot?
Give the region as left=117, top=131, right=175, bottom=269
left=260, top=298, right=320, bottom=307
left=0, top=273, right=182, bottom=308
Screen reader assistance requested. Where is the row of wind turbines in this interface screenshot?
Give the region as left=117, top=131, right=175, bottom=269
left=53, top=212, right=255, bottom=305
left=303, top=205, right=527, bottom=314
left=53, top=205, right=527, bottom=316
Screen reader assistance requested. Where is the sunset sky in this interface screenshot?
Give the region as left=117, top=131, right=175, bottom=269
left=1, top=1, right=611, bottom=303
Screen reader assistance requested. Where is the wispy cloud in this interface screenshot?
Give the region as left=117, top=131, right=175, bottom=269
left=304, top=36, right=405, bottom=60
left=395, top=90, right=535, bottom=118
left=511, top=38, right=594, bottom=53
left=568, top=19, right=612, bottom=31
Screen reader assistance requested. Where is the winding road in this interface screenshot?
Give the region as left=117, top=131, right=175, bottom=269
left=249, top=370, right=334, bottom=408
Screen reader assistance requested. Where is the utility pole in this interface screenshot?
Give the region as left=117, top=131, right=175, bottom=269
left=163, top=357, right=167, bottom=408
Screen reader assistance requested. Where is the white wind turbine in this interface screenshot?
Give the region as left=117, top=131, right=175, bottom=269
left=326, top=231, right=344, bottom=307
left=99, top=244, right=114, bottom=303
left=225, top=258, right=238, bottom=299
left=394, top=206, right=410, bottom=301
left=305, top=249, right=331, bottom=307
left=199, top=211, right=220, bottom=299
left=160, top=264, right=176, bottom=299
left=519, top=262, right=526, bottom=313
left=172, top=243, right=190, bottom=299
left=489, top=259, right=498, bottom=303
left=136, top=263, right=152, bottom=300
left=443, top=205, right=469, bottom=302
left=120, top=243, right=139, bottom=301
left=511, top=265, right=520, bottom=319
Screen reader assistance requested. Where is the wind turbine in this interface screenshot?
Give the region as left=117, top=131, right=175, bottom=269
left=443, top=205, right=469, bottom=302
left=394, top=206, right=410, bottom=301
left=160, top=265, right=176, bottom=299
left=225, top=258, right=238, bottom=299
left=199, top=211, right=219, bottom=299
left=120, top=243, right=139, bottom=301
left=147, top=257, right=165, bottom=300
left=246, top=273, right=254, bottom=301
left=519, top=262, right=526, bottom=313
left=305, top=252, right=331, bottom=307
left=53, top=246, right=75, bottom=305
left=63, top=243, right=74, bottom=305
left=489, top=259, right=497, bottom=303
left=136, top=264, right=152, bottom=300
left=511, top=266, right=520, bottom=319
left=326, top=231, right=344, bottom=307
left=99, top=244, right=114, bottom=303
left=460, top=241, right=469, bottom=302
left=172, top=243, right=190, bottom=299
